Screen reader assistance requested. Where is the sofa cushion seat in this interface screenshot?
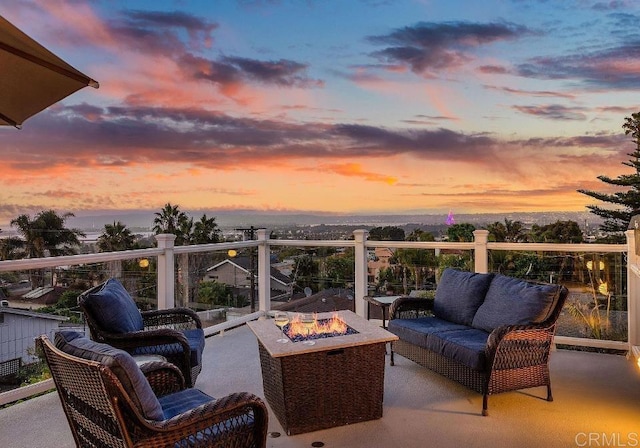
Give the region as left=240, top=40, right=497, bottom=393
left=159, top=388, right=213, bottom=420
left=433, top=269, right=494, bottom=326
left=425, top=328, right=490, bottom=371
left=388, top=317, right=469, bottom=347
left=131, top=328, right=205, bottom=367
left=82, top=278, right=144, bottom=333
left=54, top=330, right=164, bottom=421
left=472, top=274, right=562, bottom=333
left=159, top=389, right=257, bottom=444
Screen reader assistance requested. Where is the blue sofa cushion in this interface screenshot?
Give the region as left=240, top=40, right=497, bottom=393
left=83, top=278, right=144, bottom=333
left=130, top=328, right=205, bottom=367
left=388, top=317, right=469, bottom=348
left=426, top=328, right=490, bottom=370
left=472, top=274, right=561, bottom=333
left=159, top=388, right=213, bottom=420
left=433, top=269, right=494, bottom=326
left=54, top=330, right=164, bottom=421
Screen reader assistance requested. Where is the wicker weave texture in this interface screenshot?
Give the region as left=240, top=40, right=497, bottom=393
left=78, top=282, right=203, bottom=387
left=392, top=339, right=486, bottom=393
left=38, top=336, right=269, bottom=448
left=389, top=285, right=568, bottom=415
left=258, top=341, right=385, bottom=435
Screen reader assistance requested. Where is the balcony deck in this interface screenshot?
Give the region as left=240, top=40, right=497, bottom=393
left=1, top=323, right=639, bottom=448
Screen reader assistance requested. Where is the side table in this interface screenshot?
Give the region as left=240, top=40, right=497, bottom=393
left=364, top=295, right=403, bottom=329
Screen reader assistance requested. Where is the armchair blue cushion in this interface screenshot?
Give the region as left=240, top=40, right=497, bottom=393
left=130, top=327, right=205, bottom=368
left=81, top=278, right=144, bottom=333
left=433, top=269, right=494, bottom=326
left=471, top=274, right=561, bottom=333
left=54, top=330, right=164, bottom=421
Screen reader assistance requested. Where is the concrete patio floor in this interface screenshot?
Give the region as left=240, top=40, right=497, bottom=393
left=1, top=324, right=639, bottom=448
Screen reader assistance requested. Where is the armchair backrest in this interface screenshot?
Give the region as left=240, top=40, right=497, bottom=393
left=78, top=278, right=144, bottom=339
left=37, top=333, right=153, bottom=448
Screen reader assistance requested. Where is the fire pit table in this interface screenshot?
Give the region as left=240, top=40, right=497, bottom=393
left=247, top=310, right=398, bottom=435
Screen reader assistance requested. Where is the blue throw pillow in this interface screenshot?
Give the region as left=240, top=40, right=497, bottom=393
left=471, top=274, right=561, bottom=333
left=84, top=278, right=144, bottom=333
left=433, top=269, right=494, bottom=326
left=54, top=330, right=164, bottom=421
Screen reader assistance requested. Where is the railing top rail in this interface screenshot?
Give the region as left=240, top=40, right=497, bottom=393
left=0, top=247, right=164, bottom=272
left=487, top=242, right=627, bottom=253
left=365, top=240, right=474, bottom=250
left=267, top=239, right=356, bottom=248
left=173, top=240, right=258, bottom=255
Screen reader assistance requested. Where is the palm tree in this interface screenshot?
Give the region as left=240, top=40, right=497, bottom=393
left=153, top=203, right=187, bottom=235
left=97, top=221, right=135, bottom=252
left=97, top=221, right=136, bottom=279
left=192, top=214, right=221, bottom=244
left=0, top=227, right=23, bottom=261
left=395, top=230, right=437, bottom=293
left=10, top=210, right=85, bottom=286
left=186, top=215, right=222, bottom=307
left=486, top=219, right=526, bottom=242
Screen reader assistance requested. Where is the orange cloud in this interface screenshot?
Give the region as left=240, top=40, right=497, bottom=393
left=317, top=163, right=397, bottom=185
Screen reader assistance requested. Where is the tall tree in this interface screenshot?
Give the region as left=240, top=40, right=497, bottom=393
left=369, top=226, right=405, bottom=241
left=97, top=221, right=136, bottom=279
left=10, top=210, right=85, bottom=287
left=447, top=223, right=476, bottom=242
left=97, top=221, right=135, bottom=252
left=153, top=203, right=188, bottom=236
left=395, top=230, right=436, bottom=293
left=578, top=112, right=640, bottom=242
left=486, top=219, right=526, bottom=242
left=529, top=220, right=584, bottom=243
left=192, top=214, right=221, bottom=244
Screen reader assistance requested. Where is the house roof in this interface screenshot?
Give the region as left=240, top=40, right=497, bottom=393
left=22, top=287, right=55, bottom=299
left=207, top=257, right=292, bottom=286
left=273, top=288, right=355, bottom=313
left=0, top=307, right=68, bottom=321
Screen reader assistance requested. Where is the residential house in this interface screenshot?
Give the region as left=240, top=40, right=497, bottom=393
left=204, top=256, right=292, bottom=301
left=0, top=305, right=68, bottom=377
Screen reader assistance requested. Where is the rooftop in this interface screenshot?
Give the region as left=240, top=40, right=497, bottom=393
left=1, top=323, right=639, bottom=448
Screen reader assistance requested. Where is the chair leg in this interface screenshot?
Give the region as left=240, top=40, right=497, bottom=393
left=390, top=347, right=395, bottom=366
left=546, top=383, right=553, bottom=402
left=482, top=394, right=489, bottom=416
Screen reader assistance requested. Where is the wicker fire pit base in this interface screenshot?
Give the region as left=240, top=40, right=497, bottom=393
left=257, top=341, right=386, bottom=435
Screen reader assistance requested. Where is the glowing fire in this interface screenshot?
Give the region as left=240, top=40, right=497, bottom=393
left=286, top=312, right=348, bottom=339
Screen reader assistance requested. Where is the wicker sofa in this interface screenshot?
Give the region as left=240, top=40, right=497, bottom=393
left=388, top=268, right=568, bottom=416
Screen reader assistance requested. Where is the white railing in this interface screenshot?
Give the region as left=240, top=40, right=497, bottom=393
left=1, top=228, right=638, bottom=362
left=1, top=226, right=639, bottom=407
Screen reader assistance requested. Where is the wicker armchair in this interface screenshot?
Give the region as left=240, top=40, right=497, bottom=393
left=78, top=278, right=204, bottom=387
left=389, top=276, right=569, bottom=416
left=37, top=332, right=268, bottom=448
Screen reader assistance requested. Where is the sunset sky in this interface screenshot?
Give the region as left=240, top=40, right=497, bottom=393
left=1, top=0, right=640, bottom=227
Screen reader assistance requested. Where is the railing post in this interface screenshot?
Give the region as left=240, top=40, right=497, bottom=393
left=473, top=230, right=489, bottom=273
left=155, top=234, right=176, bottom=310
left=353, top=229, right=369, bottom=318
left=626, top=230, right=639, bottom=348
left=257, top=229, right=271, bottom=314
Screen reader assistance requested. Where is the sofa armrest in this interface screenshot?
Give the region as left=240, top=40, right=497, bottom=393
left=139, top=361, right=186, bottom=397
left=95, top=328, right=191, bottom=355
left=486, top=322, right=558, bottom=370
left=390, top=297, right=435, bottom=320
left=143, top=392, right=269, bottom=447
left=141, top=308, right=202, bottom=330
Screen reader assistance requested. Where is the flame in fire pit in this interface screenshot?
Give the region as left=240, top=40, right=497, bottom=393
left=283, top=312, right=357, bottom=342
